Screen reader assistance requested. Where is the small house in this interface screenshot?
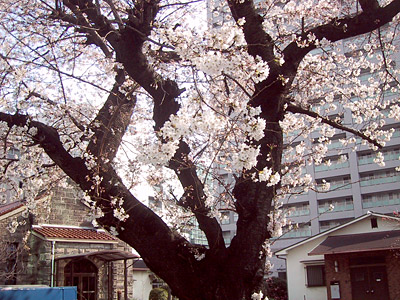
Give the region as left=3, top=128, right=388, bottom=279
left=275, top=212, right=400, bottom=300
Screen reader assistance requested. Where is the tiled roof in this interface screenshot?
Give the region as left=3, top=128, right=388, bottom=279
left=32, top=225, right=117, bottom=242
left=0, top=201, right=25, bottom=217
left=309, top=230, right=400, bottom=256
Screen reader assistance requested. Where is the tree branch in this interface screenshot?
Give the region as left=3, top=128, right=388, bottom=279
left=87, top=69, right=137, bottom=163
left=58, top=0, right=225, bottom=251
left=285, top=103, right=383, bottom=148
left=359, top=0, right=380, bottom=12
left=226, top=0, right=278, bottom=72
left=0, top=111, right=204, bottom=299
left=282, top=0, right=400, bottom=76
left=61, top=0, right=114, bottom=57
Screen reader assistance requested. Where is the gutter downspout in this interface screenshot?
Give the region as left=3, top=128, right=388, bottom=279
left=51, top=241, right=56, bottom=287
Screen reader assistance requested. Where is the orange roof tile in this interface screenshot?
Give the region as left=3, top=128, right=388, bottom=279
left=32, top=225, right=117, bottom=242
left=0, top=201, right=25, bottom=217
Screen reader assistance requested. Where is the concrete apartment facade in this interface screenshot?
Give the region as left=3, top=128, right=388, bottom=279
left=205, top=1, right=400, bottom=279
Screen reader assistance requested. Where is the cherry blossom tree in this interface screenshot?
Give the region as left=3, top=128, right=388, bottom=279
left=1, top=0, right=400, bottom=299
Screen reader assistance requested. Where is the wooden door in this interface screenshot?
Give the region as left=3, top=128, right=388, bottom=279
left=350, top=265, right=389, bottom=300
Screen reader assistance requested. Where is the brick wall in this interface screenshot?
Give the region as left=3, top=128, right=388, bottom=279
left=325, top=253, right=352, bottom=300
left=386, top=251, right=400, bottom=300
left=325, top=251, right=400, bottom=300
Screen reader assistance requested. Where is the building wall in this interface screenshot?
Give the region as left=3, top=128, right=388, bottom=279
left=34, top=187, right=91, bottom=227
left=386, top=251, right=400, bottom=300
left=324, top=253, right=357, bottom=300
left=284, top=236, right=326, bottom=300
left=283, top=215, right=400, bottom=300
left=0, top=209, right=31, bottom=285
left=0, top=187, right=135, bottom=300
left=325, top=250, right=400, bottom=300
left=132, top=269, right=152, bottom=300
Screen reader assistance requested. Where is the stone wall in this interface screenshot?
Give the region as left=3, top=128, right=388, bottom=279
left=0, top=209, right=31, bottom=285
left=0, top=186, right=135, bottom=300
left=34, top=187, right=91, bottom=227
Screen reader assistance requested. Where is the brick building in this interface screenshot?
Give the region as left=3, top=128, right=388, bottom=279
left=0, top=187, right=137, bottom=300
left=275, top=212, right=400, bottom=300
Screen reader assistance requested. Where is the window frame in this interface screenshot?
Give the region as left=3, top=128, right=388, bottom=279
left=306, top=265, right=326, bottom=287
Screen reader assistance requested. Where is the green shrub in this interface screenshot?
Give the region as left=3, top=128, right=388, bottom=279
left=264, top=277, right=288, bottom=300
left=149, top=287, right=168, bottom=300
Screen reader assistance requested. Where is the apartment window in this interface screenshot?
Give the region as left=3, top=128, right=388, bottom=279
left=320, top=219, right=352, bottom=232
left=286, top=202, right=310, bottom=217
left=359, top=169, right=400, bottom=186
left=327, top=133, right=346, bottom=150
left=318, top=197, right=354, bottom=214
left=223, top=231, right=231, bottom=246
left=362, top=191, right=400, bottom=208
left=233, top=213, right=238, bottom=222
left=282, top=223, right=311, bottom=239
left=316, top=175, right=351, bottom=191
left=6, top=148, right=20, bottom=160
left=220, top=212, right=230, bottom=225
left=188, top=218, right=208, bottom=246
left=358, top=147, right=400, bottom=165
left=148, top=196, right=162, bottom=209
left=306, top=265, right=325, bottom=287
left=315, top=155, right=349, bottom=172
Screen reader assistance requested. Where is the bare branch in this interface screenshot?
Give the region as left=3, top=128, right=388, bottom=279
left=285, top=103, right=383, bottom=148
left=61, top=0, right=113, bottom=57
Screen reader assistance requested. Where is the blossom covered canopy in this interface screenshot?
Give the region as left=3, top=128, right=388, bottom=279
left=1, top=0, right=400, bottom=299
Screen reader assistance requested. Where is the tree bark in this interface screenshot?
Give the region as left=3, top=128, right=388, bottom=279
left=2, top=0, right=400, bottom=299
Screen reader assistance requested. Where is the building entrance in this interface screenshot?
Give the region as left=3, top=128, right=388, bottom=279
left=350, top=265, right=389, bottom=300
left=64, top=259, right=97, bottom=300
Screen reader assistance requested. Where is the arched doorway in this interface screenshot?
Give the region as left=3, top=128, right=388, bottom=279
left=64, top=259, right=97, bottom=300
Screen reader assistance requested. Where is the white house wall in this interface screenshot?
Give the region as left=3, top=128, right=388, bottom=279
left=284, top=214, right=400, bottom=300
left=132, top=270, right=152, bottom=300
left=285, top=236, right=326, bottom=300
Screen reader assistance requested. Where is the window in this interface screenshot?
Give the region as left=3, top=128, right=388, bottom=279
left=362, top=191, right=400, bottom=208
left=285, top=202, right=310, bottom=217
left=359, top=169, right=400, bottom=186
left=281, top=223, right=311, bottom=238
left=148, top=196, right=162, bottom=209
left=320, top=219, right=352, bottom=232
left=371, top=218, right=378, bottom=229
left=278, top=272, right=287, bottom=281
left=6, top=148, right=20, bottom=160
left=223, top=231, right=231, bottom=246
left=316, top=175, right=351, bottom=191
left=318, top=197, right=354, bottom=214
left=314, top=155, right=349, bottom=172
left=220, top=212, right=230, bottom=225
left=306, top=265, right=325, bottom=287
left=233, top=213, right=238, bottom=222
left=358, top=147, right=400, bottom=165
